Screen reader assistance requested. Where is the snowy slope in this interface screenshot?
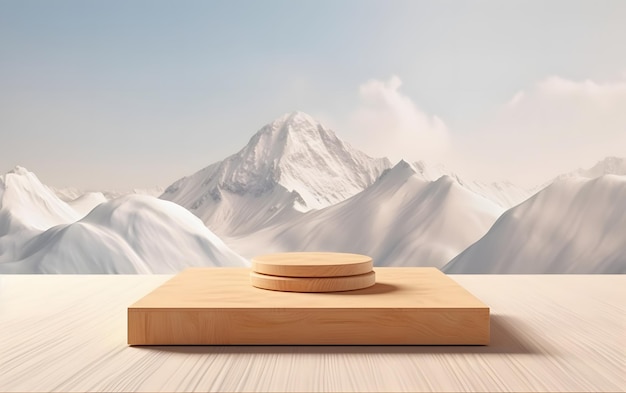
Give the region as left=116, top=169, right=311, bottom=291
left=227, top=160, right=503, bottom=268
left=443, top=175, right=626, bottom=273
left=161, top=111, right=391, bottom=235
left=0, top=166, right=79, bottom=235
left=0, top=195, right=247, bottom=273
left=67, top=192, right=107, bottom=217
left=0, top=167, right=80, bottom=265
left=52, top=187, right=85, bottom=202
left=457, top=179, right=532, bottom=208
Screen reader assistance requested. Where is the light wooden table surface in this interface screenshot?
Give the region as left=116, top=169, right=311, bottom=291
left=1, top=274, right=624, bottom=392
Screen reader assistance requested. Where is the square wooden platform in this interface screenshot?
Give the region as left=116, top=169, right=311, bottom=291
left=128, top=267, right=489, bottom=345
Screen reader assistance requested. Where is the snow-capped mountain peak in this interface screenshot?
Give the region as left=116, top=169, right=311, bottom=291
left=216, top=110, right=391, bottom=209
left=0, top=166, right=79, bottom=233
left=8, top=165, right=30, bottom=176
left=574, top=156, right=626, bottom=178
left=162, top=112, right=391, bottom=235
left=267, top=110, right=322, bottom=135
left=551, top=156, right=626, bottom=185
left=375, top=159, right=417, bottom=183
left=411, top=160, right=456, bottom=182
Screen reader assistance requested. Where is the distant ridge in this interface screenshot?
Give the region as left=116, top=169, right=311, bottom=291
left=444, top=175, right=626, bottom=273
left=0, top=195, right=247, bottom=273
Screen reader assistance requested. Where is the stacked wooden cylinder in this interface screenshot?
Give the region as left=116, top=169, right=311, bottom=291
left=250, top=252, right=376, bottom=292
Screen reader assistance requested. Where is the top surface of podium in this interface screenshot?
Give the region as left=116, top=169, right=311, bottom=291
left=251, top=252, right=373, bottom=277
left=129, top=267, right=488, bottom=310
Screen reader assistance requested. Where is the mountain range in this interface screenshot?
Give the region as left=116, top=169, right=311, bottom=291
left=1, top=112, right=624, bottom=273
left=408, top=161, right=532, bottom=208
left=226, top=160, right=503, bottom=268
left=0, top=168, right=246, bottom=273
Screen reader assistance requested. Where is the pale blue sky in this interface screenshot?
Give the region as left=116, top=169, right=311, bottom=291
left=1, top=0, right=625, bottom=189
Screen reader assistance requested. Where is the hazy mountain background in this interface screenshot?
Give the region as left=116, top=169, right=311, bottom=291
left=1, top=112, right=624, bottom=273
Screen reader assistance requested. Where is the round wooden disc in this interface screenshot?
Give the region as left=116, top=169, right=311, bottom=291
left=250, top=271, right=376, bottom=293
left=251, top=252, right=373, bottom=278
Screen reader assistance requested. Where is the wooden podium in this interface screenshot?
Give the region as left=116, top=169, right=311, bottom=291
left=128, top=265, right=490, bottom=345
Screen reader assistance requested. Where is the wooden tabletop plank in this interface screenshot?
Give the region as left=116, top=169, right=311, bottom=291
left=129, top=267, right=486, bottom=309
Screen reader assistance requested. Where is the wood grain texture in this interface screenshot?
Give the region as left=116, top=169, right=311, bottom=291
left=128, top=267, right=489, bottom=345
left=249, top=270, right=376, bottom=292
left=0, top=274, right=624, bottom=392
left=251, top=252, right=373, bottom=277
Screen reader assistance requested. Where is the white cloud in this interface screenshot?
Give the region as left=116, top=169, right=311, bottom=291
left=458, top=74, right=626, bottom=186
left=336, top=73, right=626, bottom=187
left=345, top=75, right=450, bottom=162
